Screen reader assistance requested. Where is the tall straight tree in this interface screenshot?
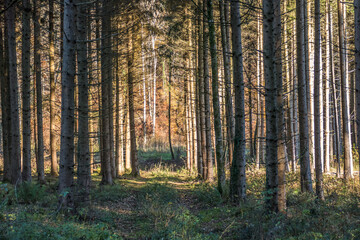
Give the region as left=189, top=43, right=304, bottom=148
left=229, top=0, right=246, bottom=202
left=207, top=0, right=225, bottom=196
left=22, top=0, right=32, bottom=182
left=314, top=0, right=324, bottom=200
left=59, top=0, right=76, bottom=206
left=337, top=0, right=353, bottom=180
left=5, top=0, right=21, bottom=184
left=263, top=0, right=286, bottom=212
left=203, top=0, right=214, bottom=182
left=100, top=0, right=113, bottom=184
left=0, top=15, right=11, bottom=182
left=127, top=17, right=140, bottom=177
left=296, top=0, right=313, bottom=192
left=76, top=0, right=90, bottom=202
left=355, top=0, right=360, bottom=182
left=33, top=0, right=45, bottom=183
left=219, top=0, right=234, bottom=164
left=49, top=0, right=58, bottom=177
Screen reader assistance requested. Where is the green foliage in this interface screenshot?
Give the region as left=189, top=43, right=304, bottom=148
left=91, top=184, right=129, bottom=202
left=190, top=183, right=222, bottom=207
left=18, top=182, right=46, bottom=204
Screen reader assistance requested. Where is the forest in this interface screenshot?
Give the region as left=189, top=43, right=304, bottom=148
left=0, top=0, right=360, bottom=239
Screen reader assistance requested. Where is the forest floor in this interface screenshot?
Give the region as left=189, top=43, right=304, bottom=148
left=1, top=151, right=360, bottom=239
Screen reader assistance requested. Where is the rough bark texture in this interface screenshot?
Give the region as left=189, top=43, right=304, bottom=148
left=34, top=0, right=45, bottom=183
left=355, top=0, right=360, bottom=182
left=100, top=0, right=113, bottom=185
left=337, top=0, right=353, bottom=180
left=203, top=0, right=214, bottom=182
left=263, top=0, right=278, bottom=212
left=0, top=11, right=11, bottom=183
left=219, top=0, right=234, bottom=165
left=22, top=0, right=32, bottom=182
left=59, top=0, right=76, bottom=207
left=76, top=0, right=90, bottom=203
left=6, top=0, right=21, bottom=185
left=296, top=0, right=313, bottom=192
left=207, top=0, right=226, bottom=196
left=229, top=0, right=246, bottom=202
left=314, top=0, right=324, bottom=200
left=49, top=0, right=59, bottom=177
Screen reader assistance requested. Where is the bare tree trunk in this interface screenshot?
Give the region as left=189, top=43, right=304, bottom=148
left=297, top=0, right=313, bottom=192
left=76, top=0, right=90, bottom=203
left=263, top=0, right=278, bottom=212
left=128, top=18, right=139, bottom=177
left=100, top=0, right=113, bottom=184
left=324, top=0, right=331, bottom=173
left=33, top=0, right=45, bottom=183
left=5, top=0, right=21, bottom=185
left=355, top=0, right=360, bottom=182
left=152, top=35, right=157, bottom=138
left=0, top=18, right=11, bottom=182
left=230, top=0, right=246, bottom=202
left=168, top=60, right=175, bottom=161
left=49, top=0, right=58, bottom=177
left=203, top=0, right=214, bottom=182
left=256, top=13, right=262, bottom=170
left=207, top=0, right=225, bottom=195
left=314, top=0, right=324, bottom=200
left=337, top=0, right=353, bottom=180
left=59, top=0, right=76, bottom=207
left=219, top=0, right=234, bottom=165
left=22, top=0, right=32, bottom=182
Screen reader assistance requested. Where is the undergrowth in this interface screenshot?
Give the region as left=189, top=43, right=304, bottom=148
left=0, top=163, right=359, bottom=239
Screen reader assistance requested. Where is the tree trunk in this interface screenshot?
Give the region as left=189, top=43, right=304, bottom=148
left=128, top=18, right=139, bottom=177
left=355, top=0, right=360, bottom=182
left=219, top=0, right=234, bottom=165
left=59, top=0, right=76, bottom=207
left=207, top=0, right=226, bottom=196
left=314, top=0, right=324, bottom=200
left=296, top=0, right=313, bottom=192
left=76, top=0, right=90, bottom=203
left=49, top=0, right=58, bottom=177
left=337, top=0, right=353, bottom=180
left=100, top=0, right=113, bottom=185
left=324, top=0, right=331, bottom=173
left=0, top=12, right=11, bottom=183
left=22, top=0, right=32, bottom=182
left=229, top=0, right=246, bottom=202
left=5, top=0, right=21, bottom=185
left=33, top=0, right=45, bottom=183
left=168, top=60, right=175, bottom=161
left=203, top=0, right=214, bottom=182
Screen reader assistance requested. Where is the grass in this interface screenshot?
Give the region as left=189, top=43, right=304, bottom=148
left=0, top=151, right=360, bottom=239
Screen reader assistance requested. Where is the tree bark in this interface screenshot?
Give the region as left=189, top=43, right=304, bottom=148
left=100, top=0, right=113, bottom=184
left=5, top=0, right=21, bottom=185
left=33, top=0, right=45, bottom=183
left=128, top=17, right=139, bottom=177
left=229, top=0, right=246, bottom=202
left=337, top=0, right=353, bottom=180
left=207, top=0, right=226, bottom=196
left=22, top=0, right=32, bottom=182
left=355, top=0, right=360, bottom=182
left=0, top=11, right=11, bottom=183
left=49, top=0, right=59, bottom=177
left=296, top=0, right=313, bottom=192
left=314, top=0, right=324, bottom=200
left=203, top=0, right=214, bottom=182
left=76, top=0, right=90, bottom=203
left=59, top=0, right=76, bottom=207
